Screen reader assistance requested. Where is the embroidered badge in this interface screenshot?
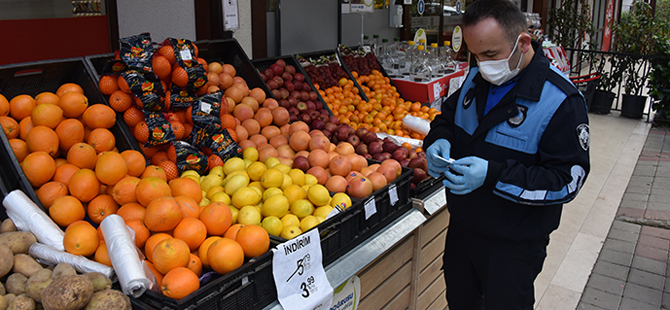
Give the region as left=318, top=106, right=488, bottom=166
left=507, top=105, right=528, bottom=127
left=576, top=123, right=590, bottom=151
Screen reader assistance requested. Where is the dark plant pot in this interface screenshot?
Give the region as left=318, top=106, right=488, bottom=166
left=590, top=90, right=615, bottom=114
left=621, top=94, right=646, bottom=119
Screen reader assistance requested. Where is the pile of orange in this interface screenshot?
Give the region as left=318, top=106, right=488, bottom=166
left=315, top=78, right=364, bottom=128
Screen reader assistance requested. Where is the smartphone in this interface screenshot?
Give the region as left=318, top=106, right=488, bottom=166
left=434, top=155, right=455, bottom=165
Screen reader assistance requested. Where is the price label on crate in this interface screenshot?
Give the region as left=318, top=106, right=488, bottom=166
left=179, top=48, right=192, bottom=61
left=388, top=183, right=398, bottom=206
left=272, top=229, right=333, bottom=310
left=364, top=197, right=377, bottom=220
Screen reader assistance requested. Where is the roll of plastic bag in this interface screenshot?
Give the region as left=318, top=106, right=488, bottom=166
left=29, top=243, right=114, bottom=279
left=402, top=115, right=431, bottom=135
left=100, top=215, right=149, bottom=298
left=2, top=190, right=65, bottom=251
left=376, top=132, right=423, bottom=149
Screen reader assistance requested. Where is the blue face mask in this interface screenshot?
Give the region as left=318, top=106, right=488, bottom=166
left=476, top=35, right=523, bottom=86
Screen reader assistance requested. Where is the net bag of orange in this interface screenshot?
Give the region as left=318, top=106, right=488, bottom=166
left=119, top=33, right=156, bottom=79
left=160, top=38, right=208, bottom=91
left=120, top=70, right=165, bottom=111
left=200, top=123, right=242, bottom=161
left=169, top=140, right=209, bottom=175
left=144, top=111, right=176, bottom=147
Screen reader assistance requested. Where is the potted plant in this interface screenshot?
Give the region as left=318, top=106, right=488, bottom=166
left=649, top=37, right=670, bottom=124
left=590, top=54, right=620, bottom=114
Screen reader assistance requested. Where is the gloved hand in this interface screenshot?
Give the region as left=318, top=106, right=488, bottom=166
left=443, top=156, right=489, bottom=195
left=426, top=139, right=451, bottom=178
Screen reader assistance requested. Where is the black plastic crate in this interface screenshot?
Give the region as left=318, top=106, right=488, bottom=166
left=411, top=175, right=446, bottom=200
left=251, top=55, right=334, bottom=116
left=128, top=251, right=276, bottom=310
left=296, top=50, right=369, bottom=102
left=338, top=46, right=398, bottom=89
left=0, top=58, right=141, bottom=212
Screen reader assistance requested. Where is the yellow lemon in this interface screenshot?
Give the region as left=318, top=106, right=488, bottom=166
left=249, top=181, right=265, bottom=193
left=263, top=187, right=284, bottom=202
left=261, top=216, right=283, bottom=237
left=313, top=205, right=334, bottom=219
left=209, top=166, right=224, bottom=178
left=225, top=170, right=249, bottom=184
left=206, top=186, right=224, bottom=199
left=315, top=216, right=325, bottom=223
left=307, top=184, right=330, bottom=206
left=283, top=184, right=306, bottom=205
left=280, top=225, right=302, bottom=239
left=238, top=205, right=261, bottom=225
left=261, top=168, right=284, bottom=188
left=232, top=187, right=262, bottom=208
left=300, top=216, right=321, bottom=232
left=199, top=197, right=211, bottom=207
left=249, top=186, right=263, bottom=197
left=244, top=159, right=253, bottom=168
left=281, top=214, right=300, bottom=229
left=211, top=192, right=232, bottom=205
left=243, top=147, right=259, bottom=162
left=330, top=193, right=353, bottom=210
left=288, top=169, right=306, bottom=186
left=182, top=175, right=200, bottom=185
left=229, top=205, right=239, bottom=223
left=301, top=185, right=311, bottom=194
left=280, top=174, right=293, bottom=190
left=247, top=161, right=267, bottom=181
left=200, top=174, right=223, bottom=192
left=181, top=170, right=200, bottom=178
left=304, top=174, right=318, bottom=186
left=262, top=194, right=290, bottom=218
left=225, top=174, right=249, bottom=196
left=223, top=157, right=246, bottom=175
left=291, top=199, right=314, bottom=219
left=273, top=163, right=291, bottom=175
left=265, top=157, right=280, bottom=168
left=202, top=190, right=207, bottom=199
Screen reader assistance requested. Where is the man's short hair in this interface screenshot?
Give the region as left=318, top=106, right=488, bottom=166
left=463, top=0, right=527, bottom=45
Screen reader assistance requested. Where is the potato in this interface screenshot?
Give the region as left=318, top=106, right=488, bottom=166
left=51, top=264, right=76, bottom=279
left=7, top=295, right=34, bottom=310
left=0, top=244, right=13, bottom=278
left=0, top=220, right=16, bottom=234
left=12, top=255, right=41, bottom=278
left=3, top=295, right=15, bottom=305
left=0, top=295, right=6, bottom=310
left=6, top=274, right=27, bottom=295
left=82, top=273, right=110, bottom=292
left=0, top=233, right=36, bottom=255
left=83, top=289, right=130, bottom=310
left=0, top=282, right=6, bottom=295
left=41, top=275, right=94, bottom=310
left=25, top=269, right=52, bottom=303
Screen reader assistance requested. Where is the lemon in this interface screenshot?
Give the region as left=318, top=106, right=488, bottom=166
left=304, top=174, right=318, bottom=186
left=265, top=157, right=280, bottom=168
left=263, top=187, right=284, bottom=202
left=200, top=175, right=223, bottom=192
left=206, top=186, right=224, bottom=199
left=232, top=187, right=262, bottom=208
left=243, top=147, right=259, bottom=162
left=181, top=170, right=200, bottom=178
left=199, top=197, right=211, bottom=207
left=249, top=186, right=263, bottom=197
left=262, top=194, right=290, bottom=218
left=280, top=174, right=293, bottom=190
left=291, top=199, right=314, bottom=219
left=223, top=157, right=246, bottom=175
left=225, top=174, right=249, bottom=196
left=261, top=216, right=283, bottom=237
left=229, top=205, right=239, bottom=223
left=313, top=205, right=334, bottom=219
left=281, top=225, right=302, bottom=239
left=249, top=181, right=265, bottom=193
left=300, top=216, right=321, bottom=232
left=238, top=205, right=261, bottom=225
left=307, top=184, right=330, bottom=206
left=330, top=193, right=353, bottom=210
left=211, top=192, right=232, bottom=205
left=184, top=175, right=201, bottom=185
left=202, top=190, right=207, bottom=199
left=247, top=161, right=267, bottom=181
left=209, top=166, right=224, bottom=178
left=225, top=170, right=249, bottom=184
left=244, top=159, right=253, bottom=169
left=283, top=184, right=306, bottom=205
left=315, top=216, right=325, bottom=223
left=288, top=169, right=306, bottom=186
left=301, top=185, right=311, bottom=194
left=281, top=214, right=301, bottom=229
left=261, top=168, right=284, bottom=188
left=274, top=163, right=291, bottom=175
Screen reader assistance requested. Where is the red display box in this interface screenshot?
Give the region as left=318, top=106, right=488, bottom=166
left=392, top=62, right=469, bottom=103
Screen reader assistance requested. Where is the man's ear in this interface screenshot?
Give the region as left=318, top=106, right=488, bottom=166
left=519, top=33, right=533, bottom=53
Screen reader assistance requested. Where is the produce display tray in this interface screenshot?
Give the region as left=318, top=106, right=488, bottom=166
left=128, top=251, right=276, bottom=310
left=295, top=49, right=369, bottom=102
left=0, top=58, right=141, bottom=213
left=338, top=46, right=397, bottom=89
left=411, top=175, right=446, bottom=200
left=251, top=55, right=334, bottom=116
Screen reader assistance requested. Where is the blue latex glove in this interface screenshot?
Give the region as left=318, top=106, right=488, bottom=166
left=426, top=139, right=451, bottom=178
left=443, top=156, right=489, bottom=195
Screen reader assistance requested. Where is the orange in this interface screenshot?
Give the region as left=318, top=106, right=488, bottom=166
left=87, top=128, right=116, bottom=153
left=123, top=106, right=144, bottom=128
left=208, top=154, right=224, bottom=170
left=18, top=117, right=34, bottom=140
left=87, top=194, right=119, bottom=224
left=53, top=163, right=79, bottom=187
left=56, top=83, right=84, bottom=97
left=63, top=220, right=99, bottom=256
left=174, top=195, right=199, bottom=219
left=21, top=151, right=56, bottom=187
left=126, top=219, right=150, bottom=248
left=145, top=233, right=172, bottom=262
left=186, top=253, right=202, bottom=277
left=25, top=125, right=59, bottom=157
left=220, top=114, right=236, bottom=130
left=112, top=176, right=140, bottom=205
left=173, top=217, right=207, bottom=251
left=0, top=94, right=9, bottom=116
left=169, top=121, right=185, bottom=140
left=145, top=260, right=164, bottom=284
left=0, top=116, right=19, bottom=139
left=157, top=160, right=179, bottom=181
left=95, top=151, right=128, bottom=185
left=134, top=121, right=149, bottom=144
left=68, top=168, right=101, bottom=202
left=197, top=236, right=220, bottom=268
left=9, top=94, right=36, bottom=121
left=50, top=196, right=86, bottom=227
left=153, top=55, right=172, bottom=79
left=30, top=103, right=63, bottom=129
left=117, top=75, right=131, bottom=94
left=223, top=223, right=243, bottom=240
left=144, top=196, right=183, bottom=232
left=67, top=142, right=98, bottom=169
left=141, top=165, right=167, bottom=181
left=8, top=139, right=28, bottom=162
left=152, top=238, right=190, bottom=274
left=199, top=202, right=232, bottom=236
left=150, top=151, right=168, bottom=166
left=107, top=90, right=132, bottom=113
left=82, top=104, right=116, bottom=129
left=116, top=202, right=145, bottom=222
left=169, top=178, right=202, bottom=204
left=207, top=238, right=244, bottom=275
left=58, top=92, right=88, bottom=118
left=98, top=75, right=119, bottom=95
left=235, top=224, right=270, bottom=258
left=120, top=150, right=146, bottom=177
left=171, top=66, right=189, bottom=88
left=94, top=242, right=112, bottom=267
left=135, top=177, right=172, bottom=207
left=35, top=92, right=60, bottom=105
left=157, top=45, right=176, bottom=64
left=55, top=119, right=85, bottom=152
left=36, top=181, right=69, bottom=209
left=161, top=267, right=199, bottom=300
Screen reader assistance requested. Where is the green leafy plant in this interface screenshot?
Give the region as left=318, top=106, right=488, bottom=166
left=547, top=0, right=598, bottom=50
left=649, top=38, right=670, bottom=119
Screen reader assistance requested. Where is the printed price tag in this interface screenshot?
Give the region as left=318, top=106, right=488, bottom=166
left=363, top=46, right=372, bottom=53
left=179, top=48, right=192, bottom=61
left=200, top=102, right=212, bottom=114
left=364, top=197, right=377, bottom=220
left=432, top=83, right=441, bottom=101
left=272, top=229, right=333, bottom=310
left=388, top=184, right=398, bottom=206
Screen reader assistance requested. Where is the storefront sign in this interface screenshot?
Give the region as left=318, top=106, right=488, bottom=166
left=452, top=26, right=462, bottom=52
left=602, top=0, right=615, bottom=51
left=329, top=276, right=360, bottom=310
left=273, top=229, right=333, bottom=310
left=350, top=0, right=374, bottom=13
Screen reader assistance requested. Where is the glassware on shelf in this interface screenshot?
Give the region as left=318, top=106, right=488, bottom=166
left=410, top=45, right=433, bottom=82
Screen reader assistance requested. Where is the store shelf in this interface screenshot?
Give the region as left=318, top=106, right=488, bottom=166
left=262, top=207, right=426, bottom=310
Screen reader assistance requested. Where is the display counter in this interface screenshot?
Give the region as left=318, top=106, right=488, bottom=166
left=391, top=63, right=469, bottom=104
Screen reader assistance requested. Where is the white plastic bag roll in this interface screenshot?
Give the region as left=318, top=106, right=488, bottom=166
left=29, top=243, right=115, bottom=279
left=402, top=115, right=431, bottom=135
left=2, top=190, right=65, bottom=251
left=100, top=215, right=149, bottom=298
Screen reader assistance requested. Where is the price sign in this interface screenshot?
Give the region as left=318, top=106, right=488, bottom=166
left=273, top=229, right=333, bottom=310
left=388, top=184, right=398, bottom=206
left=179, top=48, right=192, bottom=61
left=364, top=197, right=377, bottom=220
left=452, top=26, right=463, bottom=52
